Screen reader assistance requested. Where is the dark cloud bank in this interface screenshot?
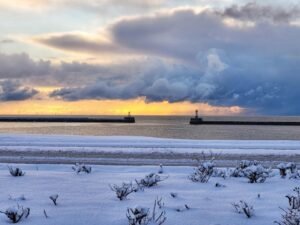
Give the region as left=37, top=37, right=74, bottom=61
left=4, top=3, right=300, bottom=114
left=0, top=80, right=38, bottom=101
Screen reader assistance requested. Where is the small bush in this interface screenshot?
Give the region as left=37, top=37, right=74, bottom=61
left=110, top=182, right=136, bottom=200
left=232, top=200, right=254, bottom=218
left=241, top=165, right=271, bottom=183
left=136, top=173, right=168, bottom=188
left=72, top=163, right=92, bottom=174
left=170, top=192, right=178, bottom=198
left=189, top=161, right=214, bottom=183
left=126, top=198, right=166, bottom=225
left=8, top=166, right=25, bottom=177
left=0, top=205, right=30, bottom=223
left=275, top=208, right=300, bottom=225
left=175, top=204, right=190, bottom=212
left=288, top=163, right=297, bottom=174
left=49, top=194, right=59, bottom=206
left=212, top=168, right=229, bottom=179
left=275, top=187, right=300, bottom=225
left=215, top=182, right=226, bottom=188
left=277, top=163, right=297, bottom=178
left=231, top=160, right=258, bottom=177
left=286, top=187, right=300, bottom=210
left=127, top=206, right=149, bottom=225
left=289, top=171, right=300, bottom=180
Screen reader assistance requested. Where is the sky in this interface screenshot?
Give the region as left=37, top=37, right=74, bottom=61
left=0, top=0, right=300, bottom=116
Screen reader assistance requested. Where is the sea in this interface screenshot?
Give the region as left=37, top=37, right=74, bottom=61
left=1, top=116, right=300, bottom=140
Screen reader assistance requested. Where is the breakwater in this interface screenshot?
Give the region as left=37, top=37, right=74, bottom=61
left=190, top=118, right=300, bottom=126
left=0, top=116, right=135, bottom=123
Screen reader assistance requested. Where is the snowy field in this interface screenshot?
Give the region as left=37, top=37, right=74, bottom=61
left=0, top=163, right=298, bottom=225
left=1, top=134, right=300, bottom=166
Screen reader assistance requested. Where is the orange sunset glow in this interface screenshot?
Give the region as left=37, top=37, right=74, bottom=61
left=0, top=98, right=244, bottom=116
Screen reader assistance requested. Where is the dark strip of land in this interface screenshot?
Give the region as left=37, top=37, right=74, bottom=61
left=0, top=116, right=135, bottom=123
left=190, top=118, right=300, bottom=126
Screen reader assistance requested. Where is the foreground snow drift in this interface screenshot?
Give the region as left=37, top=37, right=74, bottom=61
left=0, top=164, right=298, bottom=225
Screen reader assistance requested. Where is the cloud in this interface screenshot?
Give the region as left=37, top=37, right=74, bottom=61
left=0, top=52, right=141, bottom=86
left=34, top=5, right=300, bottom=63
left=5, top=3, right=300, bottom=114
left=220, top=2, right=300, bottom=23
left=0, top=0, right=165, bottom=13
left=0, top=52, right=51, bottom=79
left=0, top=48, right=299, bottom=114
left=0, top=80, right=38, bottom=101
left=34, top=33, right=131, bottom=55
left=111, top=8, right=300, bottom=62
left=48, top=50, right=300, bottom=115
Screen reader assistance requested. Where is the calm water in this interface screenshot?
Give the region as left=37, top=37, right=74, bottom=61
left=1, top=116, right=300, bottom=140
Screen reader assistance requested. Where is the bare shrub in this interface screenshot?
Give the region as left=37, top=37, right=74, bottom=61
left=126, top=198, right=166, bottom=225
left=231, top=160, right=258, bottom=177
left=275, top=208, right=300, bottom=225
left=285, top=187, right=300, bottom=210
left=212, top=168, right=229, bottom=179
left=170, top=192, right=178, bottom=198
left=277, top=163, right=297, bottom=178
left=288, top=163, right=297, bottom=174
left=215, top=182, right=226, bottom=188
left=278, top=163, right=289, bottom=178
left=290, top=171, right=300, bottom=180
left=136, top=173, right=168, bottom=188
left=49, top=194, right=59, bottom=206
left=0, top=205, right=30, bottom=223
left=241, top=164, right=271, bottom=183
left=175, top=204, right=190, bottom=212
left=72, top=163, right=92, bottom=174
left=43, top=209, right=48, bottom=218
left=275, top=187, right=300, bottom=225
left=127, top=206, right=149, bottom=225
left=189, top=161, right=214, bottom=183
left=110, top=182, right=136, bottom=200
left=232, top=200, right=254, bottom=218
left=8, top=166, right=25, bottom=177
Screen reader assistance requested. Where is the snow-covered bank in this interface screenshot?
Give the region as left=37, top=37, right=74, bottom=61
left=1, top=134, right=300, bottom=154
left=0, top=164, right=297, bottom=225
left=1, top=134, right=300, bottom=166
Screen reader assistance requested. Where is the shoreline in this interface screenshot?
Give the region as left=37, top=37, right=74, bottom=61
left=0, top=152, right=299, bottom=167
left=1, top=134, right=300, bottom=166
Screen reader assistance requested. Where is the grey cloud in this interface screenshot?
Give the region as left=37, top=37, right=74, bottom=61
left=49, top=50, right=300, bottom=115
left=35, top=5, right=300, bottom=63
left=221, top=2, right=300, bottom=23
left=35, top=34, right=130, bottom=55
left=0, top=52, right=140, bottom=86
left=5, top=3, right=300, bottom=114
left=0, top=80, right=38, bottom=101
left=111, top=8, right=300, bottom=63
left=0, top=53, right=51, bottom=79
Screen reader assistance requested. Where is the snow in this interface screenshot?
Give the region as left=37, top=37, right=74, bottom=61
left=1, top=133, right=300, bottom=166
left=1, top=133, right=300, bottom=155
left=0, top=163, right=298, bottom=225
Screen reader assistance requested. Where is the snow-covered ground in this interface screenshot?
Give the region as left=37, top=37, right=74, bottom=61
left=1, top=134, right=300, bottom=154
left=0, top=164, right=296, bottom=225
left=0, top=134, right=300, bottom=166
